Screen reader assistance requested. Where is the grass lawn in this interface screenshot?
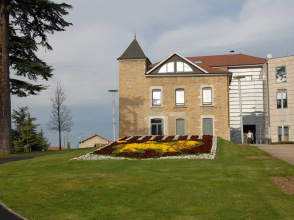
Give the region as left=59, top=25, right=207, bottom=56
left=0, top=148, right=92, bottom=158
left=0, top=138, right=294, bottom=220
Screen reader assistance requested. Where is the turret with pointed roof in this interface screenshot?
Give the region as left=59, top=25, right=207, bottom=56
left=118, top=38, right=148, bottom=60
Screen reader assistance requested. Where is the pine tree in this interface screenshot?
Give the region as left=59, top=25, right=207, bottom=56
left=37, top=128, right=51, bottom=151
left=13, top=113, right=39, bottom=152
left=11, top=106, right=29, bottom=142
left=0, top=0, right=72, bottom=155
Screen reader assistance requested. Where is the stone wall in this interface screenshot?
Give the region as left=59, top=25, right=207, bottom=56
left=119, top=60, right=230, bottom=140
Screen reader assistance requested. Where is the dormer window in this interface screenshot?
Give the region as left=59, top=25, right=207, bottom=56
left=176, top=62, right=192, bottom=72
left=158, top=62, right=174, bottom=73
left=158, top=61, right=192, bottom=73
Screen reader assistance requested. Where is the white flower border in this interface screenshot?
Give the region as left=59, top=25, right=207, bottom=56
left=70, top=135, right=218, bottom=161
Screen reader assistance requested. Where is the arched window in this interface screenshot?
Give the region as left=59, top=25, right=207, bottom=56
left=158, top=61, right=192, bottom=73
left=158, top=62, right=174, bottom=73
left=176, top=62, right=192, bottom=72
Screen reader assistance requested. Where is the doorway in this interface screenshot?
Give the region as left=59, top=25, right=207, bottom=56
left=243, top=125, right=256, bottom=144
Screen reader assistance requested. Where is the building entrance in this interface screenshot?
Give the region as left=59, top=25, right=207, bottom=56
left=243, top=125, right=256, bottom=144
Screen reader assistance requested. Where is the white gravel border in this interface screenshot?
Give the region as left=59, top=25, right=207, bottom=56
left=70, top=135, right=218, bottom=161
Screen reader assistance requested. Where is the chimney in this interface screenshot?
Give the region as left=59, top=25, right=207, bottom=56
left=230, top=50, right=234, bottom=54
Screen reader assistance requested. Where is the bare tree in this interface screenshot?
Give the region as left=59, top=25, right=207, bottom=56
left=47, top=81, right=73, bottom=150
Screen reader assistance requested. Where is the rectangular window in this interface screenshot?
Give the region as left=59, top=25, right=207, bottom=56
left=152, top=89, right=161, bottom=106
left=175, top=89, right=185, bottom=106
left=203, top=118, right=213, bottom=135
left=277, top=92, right=287, bottom=108
left=276, top=66, right=287, bottom=83
left=151, top=119, right=164, bottom=135
left=176, top=119, right=185, bottom=135
left=278, top=126, right=289, bottom=141
left=202, top=87, right=212, bottom=105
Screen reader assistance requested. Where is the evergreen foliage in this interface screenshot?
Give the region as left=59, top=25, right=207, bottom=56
left=11, top=106, right=29, bottom=142
left=13, top=113, right=40, bottom=152
left=12, top=107, right=50, bottom=152
left=8, top=0, right=73, bottom=97
left=37, top=128, right=51, bottom=151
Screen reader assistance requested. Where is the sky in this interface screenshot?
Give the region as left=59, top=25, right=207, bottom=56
left=11, top=0, right=294, bottom=148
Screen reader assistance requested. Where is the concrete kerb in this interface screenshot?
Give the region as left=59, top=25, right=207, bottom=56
left=0, top=201, right=28, bottom=220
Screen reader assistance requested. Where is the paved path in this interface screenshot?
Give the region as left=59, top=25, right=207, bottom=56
left=254, top=144, right=294, bottom=166
left=0, top=152, right=72, bottom=220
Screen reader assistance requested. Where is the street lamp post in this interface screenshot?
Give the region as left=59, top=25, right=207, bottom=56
left=277, top=89, right=287, bottom=141
left=234, top=76, right=246, bottom=144
left=108, top=90, right=118, bottom=141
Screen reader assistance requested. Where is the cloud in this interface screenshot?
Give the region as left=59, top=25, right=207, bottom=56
left=11, top=0, right=294, bottom=147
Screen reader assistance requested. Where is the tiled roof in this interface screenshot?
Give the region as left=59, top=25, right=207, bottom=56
left=149, top=53, right=265, bottom=73
left=118, top=39, right=148, bottom=60
left=186, top=54, right=266, bottom=67
left=48, top=146, right=66, bottom=150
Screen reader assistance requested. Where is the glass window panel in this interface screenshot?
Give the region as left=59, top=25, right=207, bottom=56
left=152, top=90, right=161, bottom=106
left=202, top=88, right=212, bottom=105
left=276, top=66, right=287, bottom=83
left=176, top=89, right=185, bottom=106
left=278, top=126, right=289, bottom=141
left=158, top=64, right=167, bottom=73
left=158, top=124, right=163, bottom=135
left=203, top=118, right=213, bottom=135
left=184, top=63, right=193, bottom=72
left=176, top=119, right=185, bottom=135
left=277, top=92, right=287, bottom=108
left=151, top=125, right=157, bottom=135
left=151, top=119, right=164, bottom=135
left=167, top=62, right=174, bottom=72
left=176, top=62, right=184, bottom=72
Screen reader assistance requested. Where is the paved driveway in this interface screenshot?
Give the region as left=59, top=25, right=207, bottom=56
left=254, top=144, right=294, bottom=166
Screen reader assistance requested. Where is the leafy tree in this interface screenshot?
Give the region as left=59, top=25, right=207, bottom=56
left=37, top=128, right=51, bottom=151
left=0, top=0, right=72, bottom=155
left=13, top=113, right=40, bottom=152
left=47, top=81, right=73, bottom=150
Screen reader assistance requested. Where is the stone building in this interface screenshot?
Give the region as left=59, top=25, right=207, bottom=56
left=267, top=55, right=294, bottom=142
left=117, top=38, right=267, bottom=142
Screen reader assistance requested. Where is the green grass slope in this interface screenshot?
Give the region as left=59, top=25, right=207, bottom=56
left=0, top=138, right=294, bottom=220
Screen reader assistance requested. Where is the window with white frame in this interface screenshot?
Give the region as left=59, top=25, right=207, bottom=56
left=277, top=92, right=287, bottom=108
left=158, top=61, right=193, bottom=73
left=152, top=89, right=161, bottom=106
left=176, top=62, right=193, bottom=72
left=158, top=62, right=174, bottom=73
left=175, top=89, right=185, bottom=106
left=202, top=87, right=212, bottom=105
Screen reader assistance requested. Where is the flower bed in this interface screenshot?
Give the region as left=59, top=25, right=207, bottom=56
left=71, top=135, right=218, bottom=161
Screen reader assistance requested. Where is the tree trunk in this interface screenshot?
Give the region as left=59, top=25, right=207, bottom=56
left=0, top=0, right=12, bottom=155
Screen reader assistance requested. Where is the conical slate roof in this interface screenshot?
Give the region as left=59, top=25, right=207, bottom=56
left=117, top=39, right=147, bottom=60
